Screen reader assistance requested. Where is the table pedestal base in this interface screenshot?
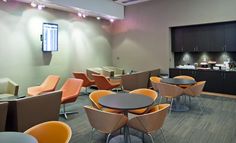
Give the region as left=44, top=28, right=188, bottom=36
left=109, top=135, right=142, bottom=143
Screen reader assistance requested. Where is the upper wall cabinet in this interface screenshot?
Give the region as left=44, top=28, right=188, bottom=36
left=171, top=21, right=236, bottom=52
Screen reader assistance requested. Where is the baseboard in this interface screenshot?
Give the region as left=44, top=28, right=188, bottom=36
left=203, top=91, right=236, bottom=99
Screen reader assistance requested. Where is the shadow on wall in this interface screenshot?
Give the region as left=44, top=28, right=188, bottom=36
left=42, top=52, right=52, bottom=65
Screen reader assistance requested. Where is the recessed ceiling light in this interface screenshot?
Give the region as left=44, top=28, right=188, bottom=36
left=77, top=12, right=82, bottom=17
left=110, top=19, right=114, bottom=23
left=37, top=4, right=45, bottom=10
left=96, top=17, right=101, bottom=20
left=82, top=14, right=86, bottom=18
left=31, top=1, right=37, bottom=8
left=2, top=0, right=7, bottom=2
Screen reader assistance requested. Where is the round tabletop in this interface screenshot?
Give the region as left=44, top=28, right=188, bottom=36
left=0, top=132, right=38, bottom=143
left=99, top=93, right=154, bottom=110
left=161, top=78, right=196, bottom=85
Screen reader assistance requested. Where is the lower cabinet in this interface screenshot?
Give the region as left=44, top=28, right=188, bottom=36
left=169, top=68, right=236, bottom=95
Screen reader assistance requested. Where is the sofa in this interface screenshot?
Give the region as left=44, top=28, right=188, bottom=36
left=4, top=90, right=62, bottom=132
left=86, top=66, right=125, bottom=79
left=121, top=68, right=160, bottom=91
left=0, top=78, right=19, bottom=99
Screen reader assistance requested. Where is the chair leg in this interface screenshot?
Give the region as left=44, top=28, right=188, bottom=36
left=142, top=133, right=145, bottom=143
left=106, top=133, right=112, bottom=143
left=147, top=133, right=154, bottom=143
left=160, top=128, right=167, bottom=143
left=169, top=98, right=174, bottom=114
left=60, top=104, right=78, bottom=119
left=90, top=128, right=95, bottom=143
left=197, top=97, right=204, bottom=115
left=159, top=96, right=162, bottom=104
left=86, top=87, right=88, bottom=95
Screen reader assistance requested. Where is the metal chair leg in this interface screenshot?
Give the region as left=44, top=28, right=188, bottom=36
left=147, top=133, right=154, bottom=143
left=60, top=104, right=78, bottom=119
left=169, top=98, right=174, bottom=113
left=90, top=128, right=95, bottom=143
left=197, top=97, right=204, bottom=115
left=142, top=133, right=145, bottom=143
left=160, top=128, right=167, bottom=143
left=106, top=133, right=112, bottom=143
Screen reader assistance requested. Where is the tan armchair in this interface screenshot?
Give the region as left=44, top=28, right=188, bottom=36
left=0, top=78, right=19, bottom=99
left=0, top=102, right=8, bottom=131
left=128, top=104, right=170, bottom=143
left=184, top=81, right=206, bottom=113
left=5, top=90, right=62, bottom=132
left=158, top=82, right=183, bottom=113
left=84, top=105, right=128, bottom=143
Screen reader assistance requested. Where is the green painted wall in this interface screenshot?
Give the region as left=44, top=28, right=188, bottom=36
left=0, top=2, right=112, bottom=95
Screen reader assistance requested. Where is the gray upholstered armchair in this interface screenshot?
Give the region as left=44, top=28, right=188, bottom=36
left=0, top=78, right=19, bottom=98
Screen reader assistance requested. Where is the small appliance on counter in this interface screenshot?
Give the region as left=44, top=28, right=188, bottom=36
left=208, top=61, right=216, bottom=69
left=200, top=62, right=208, bottom=68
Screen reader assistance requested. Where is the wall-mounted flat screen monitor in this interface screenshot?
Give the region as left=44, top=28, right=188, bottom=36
left=42, top=23, right=58, bottom=52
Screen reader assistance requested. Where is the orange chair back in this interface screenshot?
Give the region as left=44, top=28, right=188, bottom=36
left=184, top=81, right=206, bottom=96
left=158, top=82, right=183, bottom=98
left=130, top=88, right=158, bottom=101
left=92, top=74, right=112, bottom=90
left=174, top=75, right=195, bottom=81
left=73, top=72, right=94, bottom=87
left=150, top=76, right=162, bottom=91
left=61, top=78, right=83, bottom=104
left=24, top=121, right=72, bottom=143
left=89, top=90, right=114, bottom=109
left=128, top=104, right=170, bottom=133
left=41, top=75, right=60, bottom=91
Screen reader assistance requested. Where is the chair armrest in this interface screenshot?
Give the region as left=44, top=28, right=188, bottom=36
left=7, top=80, right=19, bottom=96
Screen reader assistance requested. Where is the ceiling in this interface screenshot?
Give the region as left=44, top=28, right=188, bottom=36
left=112, top=0, right=152, bottom=6
left=13, top=0, right=124, bottom=19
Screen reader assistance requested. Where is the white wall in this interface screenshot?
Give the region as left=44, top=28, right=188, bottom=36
left=112, top=0, right=236, bottom=73
left=0, top=1, right=112, bottom=94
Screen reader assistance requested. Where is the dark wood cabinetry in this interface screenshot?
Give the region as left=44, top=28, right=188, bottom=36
left=171, top=21, right=236, bottom=52
left=169, top=68, right=236, bottom=95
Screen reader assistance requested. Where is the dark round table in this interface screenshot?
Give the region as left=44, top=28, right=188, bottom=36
left=0, top=132, right=38, bottom=143
left=99, top=93, right=154, bottom=111
left=161, top=78, right=196, bottom=112
left=161, top=78, right=196, bottom=85
left=99, top=93, right=154, bottom=143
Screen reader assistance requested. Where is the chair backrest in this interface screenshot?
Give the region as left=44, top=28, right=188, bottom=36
left=128, top=104, right=170, bottom=133
left=41, top=75, right=60, bottom=91
left=92, top=74, right=112, bottom=90
left=84, top=106, right=127, bottom=133
left=89, top=90, right=114, bottom=109
left=24, top=121, right=72, bottom=143
left=150, top=76, right=162, bottom=91
left=0, top=102, right=8, bottom=131
left=158, top=82, right=183, bottom=98
left=174, top=75, right=195, bottom=81
left=5, top=91, right=62, bottom=132
left=0, top=78, right=19, bottom=95
left=73, top=72, right=93, bottom=87
left=184, top=81, right=206, bottom=96
left=61, top=78, right=83, bottom=103
left=129, top=88, right=158, bottom=101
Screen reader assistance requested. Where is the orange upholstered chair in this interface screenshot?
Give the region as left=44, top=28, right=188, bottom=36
left=150, top=76, right=162, bottom=91
left=73, top=72, right=95, bottom=94
left=24, top=121, right=72, bottom=143
left=92, top=74, right=121, bottom=90
left=60, top=78, right=83, bottom=119
left=27, top=75, right=60, bottom=96
left=174, top=75, right=195, bottom=88
left=89, top=90, right=122, bottom=113
left=128, top=88, right=157, bottom=115
left=128, top=104, right=170, bottom=143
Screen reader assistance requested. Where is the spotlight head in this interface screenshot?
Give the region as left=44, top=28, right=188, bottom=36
left=110, top=19, right=114, bottom=23
left=96, top=17, right=101, bottom=20
left=82, top=14, right=86, bottom=18
left=77, top=12, right=82, bottom=17
left=31, top=1, right=37, bottom=7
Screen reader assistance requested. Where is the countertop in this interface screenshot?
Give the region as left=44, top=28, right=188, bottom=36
left=170, top=67, right=236, bottom=72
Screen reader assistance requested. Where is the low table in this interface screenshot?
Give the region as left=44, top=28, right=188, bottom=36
left=161, top=78, right=196, bottom=112
left=99, top=93, right=154, bottom=143
left=0, top=132, right=38, bottom=143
